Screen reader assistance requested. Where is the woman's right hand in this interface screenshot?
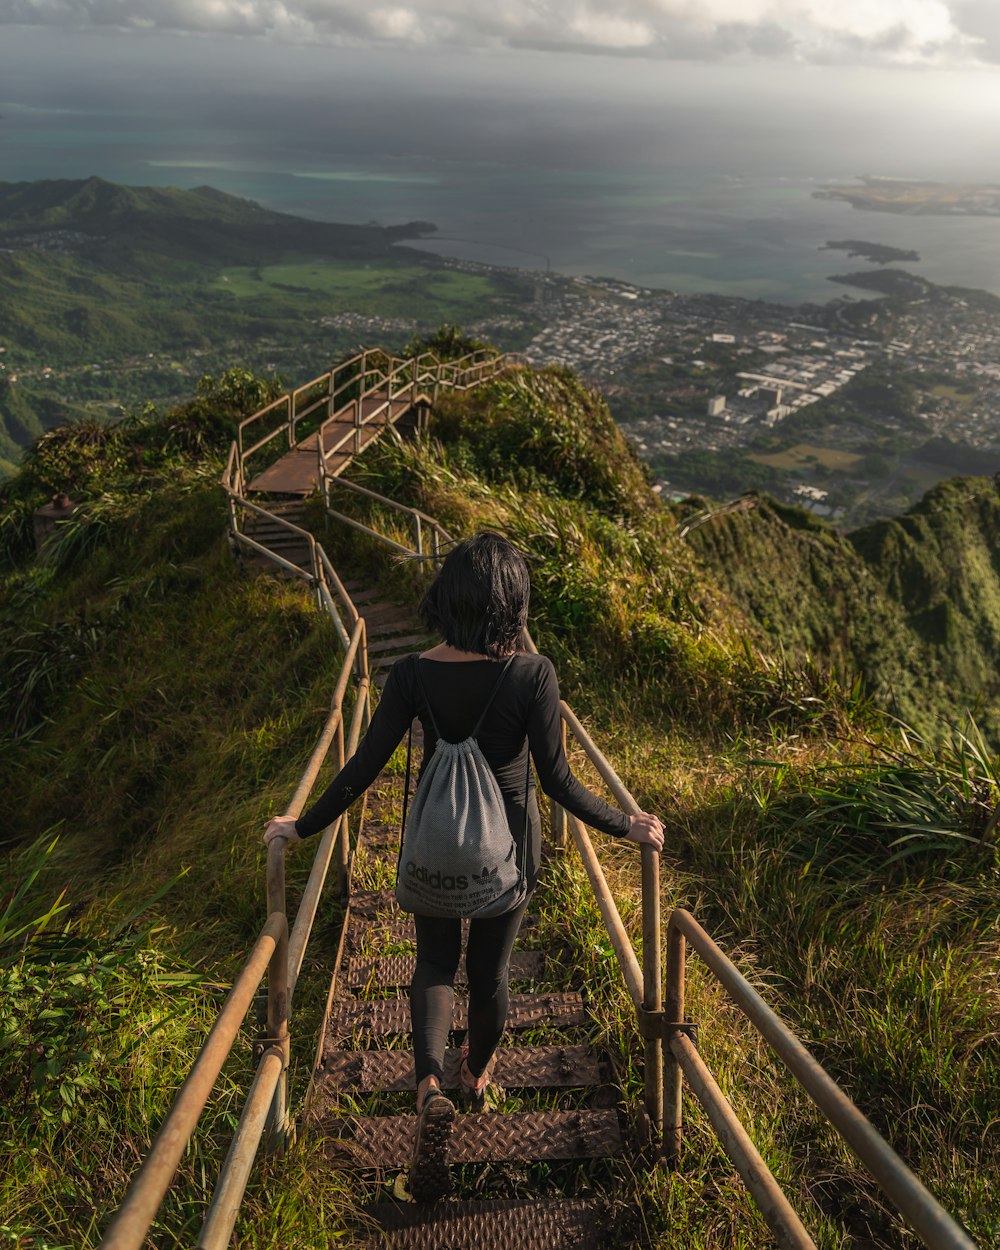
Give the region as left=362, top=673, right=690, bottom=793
left=627, top=812, right=664, bottom=852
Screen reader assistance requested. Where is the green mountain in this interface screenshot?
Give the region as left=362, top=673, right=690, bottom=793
left=0, top=176, right=428, bottom=270
left=680, top=477, right=1000, bottom=745
left=0, top=179, right=537, bottom=476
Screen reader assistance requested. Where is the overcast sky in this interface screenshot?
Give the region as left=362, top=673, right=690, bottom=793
left=3, top=0, right=1000, bottom=67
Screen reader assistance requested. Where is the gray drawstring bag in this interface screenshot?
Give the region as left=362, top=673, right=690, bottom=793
left=395, top=656, right=530, bottom=919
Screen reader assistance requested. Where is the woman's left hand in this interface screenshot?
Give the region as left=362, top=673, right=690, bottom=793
left=263, top=816, right=302, bottom=848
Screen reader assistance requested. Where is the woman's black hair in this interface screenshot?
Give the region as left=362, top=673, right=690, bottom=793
left=419, top=531, right=530, bottom=658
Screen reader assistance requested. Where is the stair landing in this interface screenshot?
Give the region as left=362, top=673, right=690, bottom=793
left=246, top=395, right=415, bottom=495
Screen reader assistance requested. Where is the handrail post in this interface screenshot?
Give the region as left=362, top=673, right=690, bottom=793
left=286, top=394, right=294, bottom=449
left=335, top=717, right=349, bottom=900
left=310, top=540, right=323, bottom=614
left=263, top=842, right=290, bottom=1154
left=641, top=844, right=664, bottom=1144
left=663, top=915, right=686, bottom=1167
left=414, top=513, right=423, bottom=558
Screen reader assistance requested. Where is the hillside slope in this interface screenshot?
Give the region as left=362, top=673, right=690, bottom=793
left=682, top=479, right=1000, bottom=746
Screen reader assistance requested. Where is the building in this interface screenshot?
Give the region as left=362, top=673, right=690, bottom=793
left=707, top=395, right=727, bottom=417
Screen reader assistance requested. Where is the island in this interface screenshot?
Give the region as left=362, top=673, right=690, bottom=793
left=815, top=176, right=1000, bottom=218
left=822, top=239, right=920, bottom=264
left=827, top=269, right=932, bottom=297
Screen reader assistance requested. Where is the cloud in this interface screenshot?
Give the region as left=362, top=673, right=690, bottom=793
left=0, top=0, right=989, bottom=66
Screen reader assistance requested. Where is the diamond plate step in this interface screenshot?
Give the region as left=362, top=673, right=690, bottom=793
left=316, top=1044, right=602, bottom=1093
left=350, top=889, right=401, bottom=919
left=350, top=890, right=541, bottom=927
left=362, top=1198, right=612, bottom=1249
left=366, top=633, right=434, bottom=654
left=349, top=911, right=540, bottom=949
left=326, top=993, right=586, bottom=1045
left=346, top=951, right=544, bottom=990
left=355, top=826, right=400, bottom=852
left=319, top=1109, right=621, bottom=1167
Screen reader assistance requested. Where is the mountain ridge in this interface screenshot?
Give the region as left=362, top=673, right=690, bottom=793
left=681, top=475, right=1000, bottom=745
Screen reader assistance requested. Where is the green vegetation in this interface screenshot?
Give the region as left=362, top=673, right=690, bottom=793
left=680, top=479, right=1000, bottom=749
left=652, top=446, right=790, bottom=497
left=749, top=443, right=862, bottom=472
left=1, top=360, right=996, bottom=1247
left=213, top=258, right=499, bottom=319
left=823, top=240, right=920, bottom=264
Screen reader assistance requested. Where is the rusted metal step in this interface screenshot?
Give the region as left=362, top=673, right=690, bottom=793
left=316, top=1044, right=603, bottom=1093
left=354, top=599, right=399, bottom=618
left=349, top=910, right=540, bottom=947
left=319, top=1109, right=621, bottom=1168
left=365, top=615, right=422, bottom=637
left=346, top=951, right=545, bottom=990
left=355, top=826, right=400, bottom=852
left=366, top=632, right=433, bottom=654
left=350, top=889, right=402, bottom=919
left=362, top=1198, right=613, bottom=1250
left=326, top=993, right=586, bottom=1044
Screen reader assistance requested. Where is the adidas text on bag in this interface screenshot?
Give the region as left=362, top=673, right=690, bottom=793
left=395, top=656, right=530, bottom=919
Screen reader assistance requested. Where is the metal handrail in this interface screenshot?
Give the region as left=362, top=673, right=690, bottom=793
left=664, top=909, right=977, bottom=1250
left=98, top=913, right=288, bottom=1250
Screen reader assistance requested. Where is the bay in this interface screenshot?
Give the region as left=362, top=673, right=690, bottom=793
left=1, top=100, right=998, bottom=305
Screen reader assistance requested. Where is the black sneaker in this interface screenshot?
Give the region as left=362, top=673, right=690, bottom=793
left=407, top=1089, right=455, bottom=1202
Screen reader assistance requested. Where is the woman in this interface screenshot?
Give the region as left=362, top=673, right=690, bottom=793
left=264, top=532, right=664, bottom=1201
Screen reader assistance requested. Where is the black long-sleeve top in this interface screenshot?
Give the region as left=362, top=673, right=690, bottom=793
left=295, top=652, right=629, bottom=842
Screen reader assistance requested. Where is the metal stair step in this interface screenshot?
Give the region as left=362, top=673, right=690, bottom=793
left=366, top=633, right=434, bottom=654
left=349, top=909, right=540, bottom=947
left=326, top=993, right=586, bottom=1044
left=346, top=951, right=544, bottom=990
left=242, top=530, right=311, bottom=547
left=361, top=1198, right=613, bottom=1250
left=319, top=1108, right=621, bottom=1168
left=350, top=889, right=403, bottom=919
left=243, top=525, right=310, bottom=541
left=365, top=614, right=422, bottom=636
left=354, top=599, right=399, bottom=617
left=355, top=826, right=400, bottom=852
left=316, top=1044, right=603, bottom=1093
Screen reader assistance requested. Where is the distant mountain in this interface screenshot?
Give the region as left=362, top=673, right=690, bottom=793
left=0, top=178, right=441, bottom=470
left=682, top=476, right=1000, bottom=745
left=0, top=176, right=432, bottom=271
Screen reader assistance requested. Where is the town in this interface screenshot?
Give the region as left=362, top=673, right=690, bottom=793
left=3, top=248, right=998, bottom=526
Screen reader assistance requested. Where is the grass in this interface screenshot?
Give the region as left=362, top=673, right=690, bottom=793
left=748, top=444, right=862, bottom=471
left=213, top=257, right=507, bottom=320
left=929, top=385, right=976, bottom=407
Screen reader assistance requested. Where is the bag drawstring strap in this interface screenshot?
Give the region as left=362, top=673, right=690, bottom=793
left=469, top=655, right=517, bottom=738
left=398, top=719, right=414, bottom=877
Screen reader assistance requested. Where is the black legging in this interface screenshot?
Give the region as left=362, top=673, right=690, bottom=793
left=410, top=894, right=532, bottom=1083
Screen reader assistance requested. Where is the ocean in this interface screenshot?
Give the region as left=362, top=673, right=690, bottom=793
left=2, top=59, right=999, bottom=306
